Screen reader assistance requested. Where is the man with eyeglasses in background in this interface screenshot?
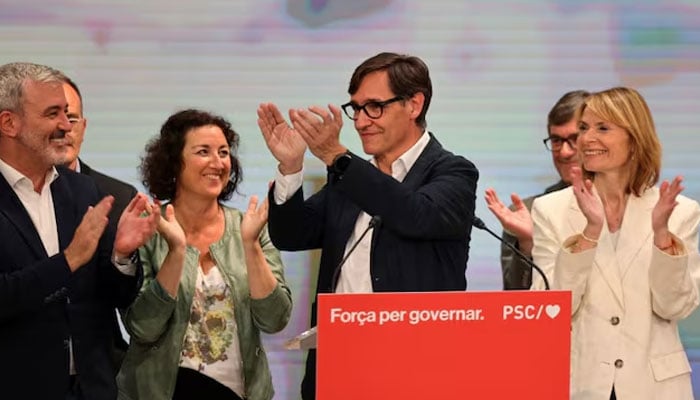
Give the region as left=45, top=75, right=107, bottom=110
left=61, top=76, right=138, bottom=233
left=484, top=90, right=589, bottom=290
left=257, top=52, right=479, bottom=400
left=61, top=75, right=138, bottom=370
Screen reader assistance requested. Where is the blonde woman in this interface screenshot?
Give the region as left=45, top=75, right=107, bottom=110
left=531, top=87, right=700, bottom=400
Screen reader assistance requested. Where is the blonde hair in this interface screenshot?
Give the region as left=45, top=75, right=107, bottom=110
left=577, top=87, right=661, bottom=196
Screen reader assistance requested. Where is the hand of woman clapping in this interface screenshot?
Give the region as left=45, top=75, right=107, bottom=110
left=571, top=167, right=604, bottom=230
left=570, top=166, right=604, bottom=247
left=155, top=203, right=188, bottom=298
left=241, top=195, right=277, bottom=298
left=652, top=176, right=684, bottom=248
left=158, top=203, right=186, bottom=250
left=241, top=195, right=268, bottom=244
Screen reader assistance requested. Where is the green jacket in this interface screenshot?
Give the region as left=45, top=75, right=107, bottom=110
left=117, top=206, right=292, bottom=400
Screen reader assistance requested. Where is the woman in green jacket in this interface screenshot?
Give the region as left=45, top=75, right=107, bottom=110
left=117, top=109, right=292, bottom=400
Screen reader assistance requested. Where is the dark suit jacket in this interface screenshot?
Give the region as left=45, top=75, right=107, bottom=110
left=0, top=166, right=142, bottom=400
left=80, top=160, right=138, bottom=233
left=500, top=180, right=569, bottom=289
left=80, top=160, right=139, bottom=367
left=267, top=134, right=479, bottom=400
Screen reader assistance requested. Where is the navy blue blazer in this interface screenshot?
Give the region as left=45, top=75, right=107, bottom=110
left=0, top=166, right=142, bottom=400
left=267, top=134, right=478, bottom=400
left=80, top=160, right=138, bottom=234
left=80, top=160, right=139, bottom=364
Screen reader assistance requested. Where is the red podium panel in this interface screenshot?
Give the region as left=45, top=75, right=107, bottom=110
left=317, top=290, right=571, bottom=400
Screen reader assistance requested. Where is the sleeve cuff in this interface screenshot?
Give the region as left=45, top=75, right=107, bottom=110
left=112, top=251, right=138, bottom=276
left=273, top=167, right=304, bottom=205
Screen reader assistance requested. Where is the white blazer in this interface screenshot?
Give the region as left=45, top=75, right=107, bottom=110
left=531, top=186, right=700, bottom=400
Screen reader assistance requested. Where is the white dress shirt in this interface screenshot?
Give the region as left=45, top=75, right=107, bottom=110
left=0, top=159, right=60, bottom=256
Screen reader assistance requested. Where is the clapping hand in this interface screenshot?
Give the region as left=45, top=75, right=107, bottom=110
left=156, top=203, right=186, bottom=250
left=113, top=193, right=160, bottom=257
left=64, top=196, right=114, bottom=271
left=652, top=175, right=684, bottom=246
left=484, top=188, right=534, bottom=254
left=570, top=166, right=604, bottom=230
left=289, top=105, right=346, bottom=166
left=241, top=195, right=269, bottom=244
left=257, top=103, right=307, bottom=175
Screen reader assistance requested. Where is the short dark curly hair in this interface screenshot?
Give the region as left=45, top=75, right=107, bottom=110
left=140, top=109, right=242, bottom=202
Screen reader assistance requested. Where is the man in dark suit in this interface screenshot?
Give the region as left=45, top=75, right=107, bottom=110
left=61, top=76, right=139, bottom=368
left=0, top=62, right=159, bottom=400
left=257, top=52, right=479, bottom=400
left=484, top=90, right=589, bottom=289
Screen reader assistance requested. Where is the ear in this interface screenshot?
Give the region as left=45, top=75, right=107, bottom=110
left=408, top=92, right=425, bottom=120
left=0, top=110, right=20, bottom=138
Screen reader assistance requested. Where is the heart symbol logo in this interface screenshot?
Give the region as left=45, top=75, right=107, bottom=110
left=545, top=305, right=560, bottom=319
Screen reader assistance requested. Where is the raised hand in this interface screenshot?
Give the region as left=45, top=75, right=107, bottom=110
left=241, top=195, right=269, bottom=244
left=64, top=196, right=114, bottom=271
left=113, top=193, right=160, bottom=257
left=652, top=175, right=684, bottom=245
left=484, top=188, right=534, bottom=253
left=570, top=166, right=604, bottom=234
left=157, top=203, right=186, bottom=250
left=257, top=103, right=307, bottom=174
left=289, top=104, right=346, bottom=166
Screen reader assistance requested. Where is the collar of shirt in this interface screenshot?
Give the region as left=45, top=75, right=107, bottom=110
left=0, top=157, right=59, bottom=193
left=370, top=131, right=430, bottom=182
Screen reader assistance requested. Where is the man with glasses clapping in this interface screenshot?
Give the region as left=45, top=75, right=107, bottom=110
left=257, top=51, right=479, bottom=400
left=484, top=90, right=590, bottom=290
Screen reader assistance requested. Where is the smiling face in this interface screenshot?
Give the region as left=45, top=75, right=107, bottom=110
left=15, top=80, right=72, bottom=169
left=548, top=119, right=580, bottom=184
left=577, top=108, right=632, bottom=176
left=176, top=124, right=231, bottom=202
left=350, top=70, right=424, bottom=165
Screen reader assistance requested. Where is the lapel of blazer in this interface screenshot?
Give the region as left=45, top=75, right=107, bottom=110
left=566, top=192, right=626, bottom=309
left=616, top=189, right=656, bottom=279
left=51, top=172, right=77, bottom=250
left=78, top=158, right=93, bottom=176
left=337, top=200, right=362, bottom=240
left=402, top=132, right=440, bottom=191
left=0, top=173, right=48, bottom=258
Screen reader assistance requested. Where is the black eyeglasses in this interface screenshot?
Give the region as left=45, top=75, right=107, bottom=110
left=543, top=134, right=578, bottom=151
left=341, top=96, right=404, bottom=120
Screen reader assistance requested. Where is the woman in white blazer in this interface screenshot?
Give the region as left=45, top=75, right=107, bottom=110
left=531, top=87, right=700, bottom=400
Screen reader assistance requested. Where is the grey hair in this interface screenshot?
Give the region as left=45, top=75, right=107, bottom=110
left=0, top=62, right=65, bottom=113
